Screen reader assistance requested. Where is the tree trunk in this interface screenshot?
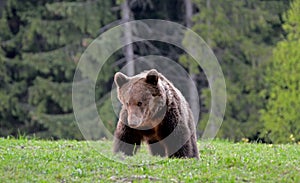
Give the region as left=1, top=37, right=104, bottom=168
left=206, top=0, right=217, bottom=136
left=185, top=0, right=193, bottom=28
left=184, top=0, right=199, bottom=122
left=206, top=0, right=212, bottom=46
left=121, top=0, right=134, bottom=76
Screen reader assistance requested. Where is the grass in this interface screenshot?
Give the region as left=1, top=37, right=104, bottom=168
left=0, top=138, right=299, bottom=182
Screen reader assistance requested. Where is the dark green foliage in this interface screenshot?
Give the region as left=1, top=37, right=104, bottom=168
left=0, top=0, right=297, bottom=143
left=189, top=0, right=290, bottom=141
left=261, top=0, right=300, bottom=143
left=0, top=0, right=116, bottom=139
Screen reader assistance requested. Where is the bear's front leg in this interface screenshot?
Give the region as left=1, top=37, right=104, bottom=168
left=163, top=125, right=199, bottom=159
left=113, top=121, right=142, bottom=156
left=147, top=140, right=166, bottom=157
left=168, top=139, right=199, bottom=159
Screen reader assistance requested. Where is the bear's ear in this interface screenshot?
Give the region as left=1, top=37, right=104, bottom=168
left=146, top=69, right=159, bottom=85
left=114, top=72, right=129, bottom=88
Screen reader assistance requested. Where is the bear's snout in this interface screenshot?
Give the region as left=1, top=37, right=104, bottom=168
left=127, top=114, right=142, bottom=128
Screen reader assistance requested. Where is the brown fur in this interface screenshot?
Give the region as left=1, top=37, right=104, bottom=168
left=113, top=69, right=199, bottom=159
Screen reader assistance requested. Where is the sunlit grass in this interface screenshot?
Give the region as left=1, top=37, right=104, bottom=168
left=0, top=138, right=299, bottom=182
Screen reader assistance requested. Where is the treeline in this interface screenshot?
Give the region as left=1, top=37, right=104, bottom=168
left=0, top=0, right=299, bottom=143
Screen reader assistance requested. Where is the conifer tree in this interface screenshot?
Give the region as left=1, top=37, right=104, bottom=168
left=0, top=0, right=116, bottom=138
left=261, top=0, right=300, bottom=143
left=189, top=0, right=290, bottom=140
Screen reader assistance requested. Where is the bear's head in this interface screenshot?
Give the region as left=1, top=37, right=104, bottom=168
left=114, top=69, right=167, bottom=129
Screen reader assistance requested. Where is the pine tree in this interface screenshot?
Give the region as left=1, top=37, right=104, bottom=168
left=261, top=0, right=300, bottom=143
left=189, top=0, right=290, bottom=140
left=0, top=0, right=116, bottom=139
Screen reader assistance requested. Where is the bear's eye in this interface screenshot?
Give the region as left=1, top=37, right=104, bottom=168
left=137, top=102, right=142, bottom=107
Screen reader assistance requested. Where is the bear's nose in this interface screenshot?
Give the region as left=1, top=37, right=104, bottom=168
left=127, top=115, right=142, bottom=128
left=128, top=120, right=140, bottom=128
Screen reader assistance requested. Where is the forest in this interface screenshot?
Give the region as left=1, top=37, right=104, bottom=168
left=0, top=0, right=299, bottom=144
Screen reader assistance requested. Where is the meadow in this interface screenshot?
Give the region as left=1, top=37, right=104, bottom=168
left=0, top=138, right=299, bottom=182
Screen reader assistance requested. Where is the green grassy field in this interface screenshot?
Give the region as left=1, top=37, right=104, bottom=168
left=0, top=138, right=299, bottom=182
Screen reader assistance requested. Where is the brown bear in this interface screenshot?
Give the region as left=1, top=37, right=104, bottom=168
left=113, top=69, right=199, bottom=159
